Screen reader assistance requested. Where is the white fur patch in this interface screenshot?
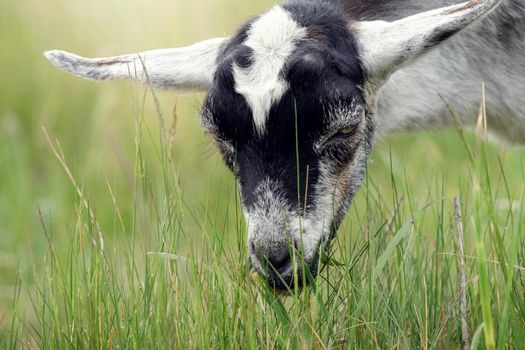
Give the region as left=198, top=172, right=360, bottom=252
left=233, top=6, right=307, bottom=135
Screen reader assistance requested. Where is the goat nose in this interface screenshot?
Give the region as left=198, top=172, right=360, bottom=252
left=264, top=250, right=291, bottom=273
left=250, top=239, right=292, bottom=274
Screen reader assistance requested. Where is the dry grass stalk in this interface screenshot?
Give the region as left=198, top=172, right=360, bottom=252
left=454, top=195, right=470, bottom=350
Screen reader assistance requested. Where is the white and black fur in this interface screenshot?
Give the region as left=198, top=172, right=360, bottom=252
left=45, top=0, right=523, bottom=290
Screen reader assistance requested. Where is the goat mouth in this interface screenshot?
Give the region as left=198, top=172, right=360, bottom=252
left=249, top=255, right=320, bottom=292
left=247, top=226, right=338, bottom=292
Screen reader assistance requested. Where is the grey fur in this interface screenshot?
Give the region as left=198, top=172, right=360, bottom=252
left=350, top=0, right=525, bottom=141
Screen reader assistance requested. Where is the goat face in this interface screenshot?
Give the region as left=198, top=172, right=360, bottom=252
left=45, top=0, right=502, bottom=290
left=201, top=4, right=372, bottom=289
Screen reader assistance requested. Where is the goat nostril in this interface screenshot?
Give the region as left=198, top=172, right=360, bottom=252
left=265, top=251, right=291, bottom=273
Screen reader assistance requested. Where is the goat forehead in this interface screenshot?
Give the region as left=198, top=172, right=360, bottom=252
left=233, top=5, right=307, bottom=135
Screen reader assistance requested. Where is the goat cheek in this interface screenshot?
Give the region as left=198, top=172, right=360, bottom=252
left=327, top=146, right=355, bottom=169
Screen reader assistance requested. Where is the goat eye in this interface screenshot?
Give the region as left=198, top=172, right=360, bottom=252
left=337, top=126, right=357, bottom=136
left=332, top=125, right=358, bottom=139
left=315, top=124, right=359, bottom=154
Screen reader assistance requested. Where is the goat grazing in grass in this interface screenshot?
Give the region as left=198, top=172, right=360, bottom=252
left=46, top=0, right=524, bottom=290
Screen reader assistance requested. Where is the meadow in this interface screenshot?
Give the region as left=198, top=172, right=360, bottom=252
left=0, top=0, right=524, bottom=348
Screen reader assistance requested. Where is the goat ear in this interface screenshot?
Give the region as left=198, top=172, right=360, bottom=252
left=354, top=0, right=502, bottom=88
left=44, top=37, right=227, bottom=91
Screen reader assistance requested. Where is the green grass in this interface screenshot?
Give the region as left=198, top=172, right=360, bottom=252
left=1, top=0, right=525, bottom=348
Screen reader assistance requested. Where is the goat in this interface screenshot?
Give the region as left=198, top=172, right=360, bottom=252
left=45, top=0, right=524, bottom=290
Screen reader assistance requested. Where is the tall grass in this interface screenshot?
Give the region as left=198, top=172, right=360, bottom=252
left=2, top=79, right=525, bottom=348
left=1, top=0, right=525, bottom=348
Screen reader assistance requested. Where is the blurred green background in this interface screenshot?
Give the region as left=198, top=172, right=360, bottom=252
left=1, top=0, right=523, bottom=329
